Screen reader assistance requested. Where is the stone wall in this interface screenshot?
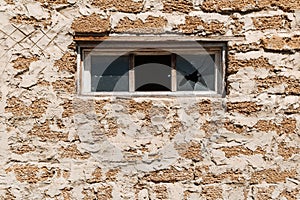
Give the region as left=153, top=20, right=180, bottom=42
left=0, top=0, right=299, bottom=199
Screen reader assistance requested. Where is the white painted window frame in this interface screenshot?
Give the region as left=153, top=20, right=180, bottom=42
left=77, top=39, right=226, bottom=97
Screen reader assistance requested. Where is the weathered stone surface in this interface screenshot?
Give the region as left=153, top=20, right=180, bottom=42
left=82, top=185, right=113, bottom=200
left=92, top=0, right=144, bottom=13
left=228, top=56, right=275, bottom=74
left=197, top=100, right=212, bottom=115
left=52, top=77, right=76, bottom=94
left=60, top=144, right=90, bottom=159
left=280, top=188, right=300, bottom=200
left=162, top=0, right=193, bottom=13
left=71, top=14, right=110, bottom=33
left=25, top=3, right=49, bottom=20
left=105, top=168, right=119, bottom=181
left=224, top=121, right=247, bottom=133
left=1, top=0, right=300, bottom=199
left=269, top=0, right=300, bottom=12
left=61, top=99, right=74, bottom=118
left=201, top=120, right=220, bottom=135
left=177, top=16, right=226, bottom=35
left=252, top=15, right=291, bottom=30
left=261, top=35, right=300, bottom=51
left=226, top=101, right=262, bottom=115
left=96, top=185, right=113, bottom=200
left=255, top=76, right=300, bottom=95
left=36, top=0, right=68, bottom=4
left=283, top=104, right=300, bottom=114
left=250, top=169, right=296, bottom=184
left=202, top=186, right=223, bottom=200
left=169, top=112, right=182, bottom=139
left=98, top=117, right=118, bottom=137
left=87, top=167, right=102, bottom=183
left=175, top=142, right=202, bottom=161
left=253, top=186, right=275, bottom=200
left=12, top=56, right=38, bottom=70
left=10, top=14, right=51, bottom=28
left=143, top=168, right=194, bottom=183
left=201, top=0, right=257, bottom=13
left=28, top=120, right=68, bottom=141
left=230, top=15, right=245, bottom=36
left=4, top=0, right=14, bottom=4
left=54, top=52, right=76, bottom=73
left=6, top=164, right=56, bottom=183
left=11, top=143, right=36, bottom=155
left=228, top=42, right=261, bottom=52
left=219, top=146, right=265, bottom=158
left=201, top=0, right=300, bottom=13
left=202, top=170, right=245, bottom=184
left=114, top=16, right=167, bottom=33
left=126, top=100, right=152, bottom=124
left=5, top=97, right=49, bottom=118
left=153, top=185, right=168, bottom=199
left=254, top=118, right=297, bottom=135
left=277, top=142, right=299, bottom=160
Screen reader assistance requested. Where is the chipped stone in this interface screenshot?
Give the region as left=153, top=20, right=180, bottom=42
left=92, top=0, right=144, bottom=13
left=162, top=0, right=193, bottom=13
left=54, top=52, right=76, bottom=73
left=226, top=101, right=262, bottom=115
left=250, top=169, right=296, bottom=184
left=255, top=75, right=300, bottom=95
left=177, top=16, right=226, bottom=35
left=143, top=167, right=194, bottom=183
left=71, top=14, right=110, bottom=33
left=219, top=146, right=265, bottom=158
left=60, top=144, right=90, bottom=159
left=114, top=16, right=167, bottom=33
left=175, top=141, right=202, bottom=161
left=252, top=15, right=291, bottom=30
left=201, top=0, right=300, bottom=13
left=261, top=35, right=300, bottom=51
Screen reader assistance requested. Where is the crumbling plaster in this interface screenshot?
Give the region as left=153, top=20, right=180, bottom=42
left=0, top=0, right=299, bottom=199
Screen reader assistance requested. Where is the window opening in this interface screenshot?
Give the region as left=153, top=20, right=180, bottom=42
left=79, top=41, right=226, bottom=96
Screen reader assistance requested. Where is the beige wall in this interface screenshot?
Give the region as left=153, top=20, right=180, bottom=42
left=0, top=0, right=300, bottom=199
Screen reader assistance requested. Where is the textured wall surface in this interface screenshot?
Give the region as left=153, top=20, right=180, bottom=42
left=0, top=0, right=300, bottom=199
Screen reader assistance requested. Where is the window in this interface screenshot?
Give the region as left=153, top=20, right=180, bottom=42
left=78, top=40, right=226, bottom=96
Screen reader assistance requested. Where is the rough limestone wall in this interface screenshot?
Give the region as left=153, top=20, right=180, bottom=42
left=0, top=0, right=299, bottom=199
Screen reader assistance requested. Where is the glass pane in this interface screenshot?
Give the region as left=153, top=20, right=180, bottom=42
left=135, top=55, right=171, bottom=91
left=91, top=55, right=129, bottom=92
left=176, top=54, right=215, bottom=91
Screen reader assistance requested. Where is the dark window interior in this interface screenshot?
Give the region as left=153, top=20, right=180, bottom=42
left=135, top=55, right=172, bottom=91
left=91, top=55, right=129, bottom=92
left=89, top=52, right=218, bottom=92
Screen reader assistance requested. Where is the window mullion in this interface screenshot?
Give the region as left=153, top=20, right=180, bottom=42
left=129, top=54, right=135, bottom=92
left=83, top=52, right=91, bottom=93
left=215, top=52, right=221, bottom=93
left=171, top=54, right=176, bottom=92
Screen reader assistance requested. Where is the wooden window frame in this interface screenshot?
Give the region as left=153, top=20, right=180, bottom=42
left=77, top=40, right=226, bottom=97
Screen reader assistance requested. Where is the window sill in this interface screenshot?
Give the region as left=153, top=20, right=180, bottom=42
left=79, top=91, right=224, bottom=98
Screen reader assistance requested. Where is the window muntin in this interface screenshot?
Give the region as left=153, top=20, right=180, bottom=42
left=79, top=41, right=225, bottom=96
